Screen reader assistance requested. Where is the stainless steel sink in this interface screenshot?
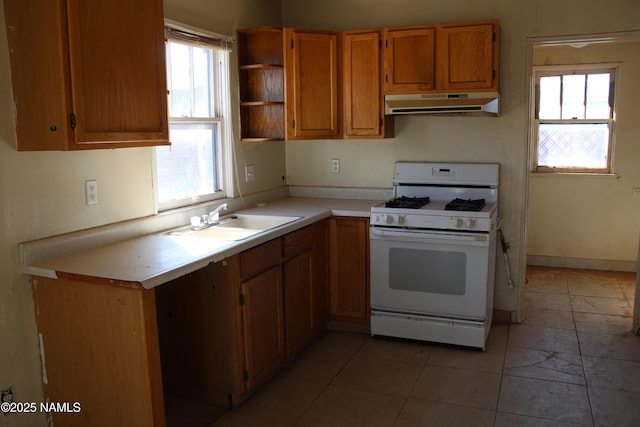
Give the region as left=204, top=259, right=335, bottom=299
left=166, top=214, right=301, bottom=241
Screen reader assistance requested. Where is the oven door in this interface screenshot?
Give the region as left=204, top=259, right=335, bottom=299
left=370, top=227, right=495, bottom=320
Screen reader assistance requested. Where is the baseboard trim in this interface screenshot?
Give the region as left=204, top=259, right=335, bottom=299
left=527, top=255, right=637, bottom=272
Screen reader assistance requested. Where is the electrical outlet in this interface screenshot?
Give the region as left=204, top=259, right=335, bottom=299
left=85, top=180, right=98, bottom=205
left=331, top=159, right=340, bottom=174
left=632, top=187, right=640, bottom=196
left=1, top=387, right=13, bottom=414
left=245, top=164, right=255, bottom=183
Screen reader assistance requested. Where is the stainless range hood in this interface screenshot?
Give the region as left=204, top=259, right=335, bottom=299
left=385, top=92, right=500, bottom=116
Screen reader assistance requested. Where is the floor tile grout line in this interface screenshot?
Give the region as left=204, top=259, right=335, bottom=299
left=291, top=333, right=369, bottom=426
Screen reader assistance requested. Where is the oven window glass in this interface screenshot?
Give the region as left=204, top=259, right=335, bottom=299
left=388, top=248, right=466, bottom=295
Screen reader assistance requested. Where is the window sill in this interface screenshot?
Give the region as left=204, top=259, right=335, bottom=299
left=529, top=171, right=619, bottom=179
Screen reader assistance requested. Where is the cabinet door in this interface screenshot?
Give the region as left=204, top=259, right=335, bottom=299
left=436, top=23, right=498, bottom=91
left=4, top=0, right=74, bottom=150
left=240, top=266, right=285, bottom=391
left=329, top=217, right=369, bottom=321
left=283, top=250, right=313, bottom=356
left=312, top=219, right=330, bottom=331
left=343, top=30, right=391, bottom=138
left=285, top=29, right=340, bottom=139
left=66, top=0, right=169, bottom=147
left=383, top=26, right=435, bottom=94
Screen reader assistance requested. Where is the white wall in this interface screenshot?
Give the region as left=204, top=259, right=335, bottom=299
left=528, top=41, right=640, bottom=268
left=0, top=1, right=282, bottom=425
left=282, top=0, right=640, bottom=317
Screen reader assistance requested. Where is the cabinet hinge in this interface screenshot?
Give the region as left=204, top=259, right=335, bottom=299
left=243, top=370, right=249, bottom=382
left=69, top=114, right=76, bottom=129
left=379, top=40, right=382, bottom=49
left=385, top=39, right=388, bottom=48
left=379, top=117, right=383, bottom=127
left=493, top=32, right=496, bottom=42
left=492, top=70, right=496, bottom=80
left=239, top=294, right=245, bottom=305
left=291, top=40, right=294, bottom=49
left=291, top=119, right=296, bottom=129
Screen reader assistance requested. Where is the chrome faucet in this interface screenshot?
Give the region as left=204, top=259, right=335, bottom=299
left=206, top=203, right=229, bottom=225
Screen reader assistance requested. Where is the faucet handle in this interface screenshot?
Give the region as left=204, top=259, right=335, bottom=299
left=208, top=203, right=229, bottom=224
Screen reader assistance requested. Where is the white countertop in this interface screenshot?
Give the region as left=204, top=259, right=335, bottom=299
left=27, top=197, right=381, bottom=289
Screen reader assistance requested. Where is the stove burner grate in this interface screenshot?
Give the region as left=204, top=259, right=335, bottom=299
left=445, top=198, right=486, bottom=212
left=385, top=196, right=430, bottom=209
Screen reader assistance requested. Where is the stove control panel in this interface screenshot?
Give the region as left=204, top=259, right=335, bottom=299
left=375, top=214, right=407, bottom=225
left=453, top=217, right=477, bottom=229
left=371, top=212, right=493, bottom=232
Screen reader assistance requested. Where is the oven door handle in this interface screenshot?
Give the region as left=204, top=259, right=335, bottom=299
left=370, top=228, right=489, bottom=245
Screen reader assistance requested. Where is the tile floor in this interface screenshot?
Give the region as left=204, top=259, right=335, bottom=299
left=197, top=266, right=639, bottom=427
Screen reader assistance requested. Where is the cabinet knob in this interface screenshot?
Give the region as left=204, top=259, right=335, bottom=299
left=50, top=125, right=57, bottom=132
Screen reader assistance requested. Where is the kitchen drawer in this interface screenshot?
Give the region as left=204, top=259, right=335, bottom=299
left=283, top=225, right=314, bottom=259
left=241, top=239, right=282, bottom=279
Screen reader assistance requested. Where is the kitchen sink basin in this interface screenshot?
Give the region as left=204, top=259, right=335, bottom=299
left=214, top=214, right=301, bottom=231
left=166, top=214, right=301, bottom=241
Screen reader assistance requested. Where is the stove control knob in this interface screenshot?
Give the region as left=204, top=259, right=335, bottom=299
left=454, top=218, right=464, bottom=228
left=467, top=218, right=477, bottom=228
left=397, top=215, right=406, bottom=225
left=386, top=215, right=394, bottom=224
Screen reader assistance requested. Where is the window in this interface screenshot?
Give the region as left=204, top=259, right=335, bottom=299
left=155, top=24, right=232, bottom=211
left=532, top=66, right=616, bottom=173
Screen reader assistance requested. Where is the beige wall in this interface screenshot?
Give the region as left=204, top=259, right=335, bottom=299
left=528, top=41, right=640, bottom=267
left=0, top=1, right=282, bottom=425
left=282, top=0, right=640, bottom=315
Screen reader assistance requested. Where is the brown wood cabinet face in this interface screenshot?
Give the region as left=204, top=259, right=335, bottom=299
left=240, top=266, right=286, bottom=391
left=343, top=30, right=391, bottom=138
left=437, top=23, right=497, bottom=91
left=4, top=0, right=169, bottom=150
left=32, top=277, right=164, bottom=427
left=384, top=27, right=436, bottom=94
left=285, top=29, right=340, bottom=139
left=329, top=217, right=369, bottom=321
left=312, top=219, right=330, bottom=330
left=283, top=250, right=314, bottom=356
left=383, top=20, right=499, bottom=95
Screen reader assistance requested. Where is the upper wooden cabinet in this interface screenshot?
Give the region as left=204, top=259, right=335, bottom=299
left=237, top=27, right=340, bottom=142
left=3, top=0, right=169, bottom=151
left=383, top=26, right=436, bottom=93
left=384, top=20, right=500, bottom=94
left=436, top=22, right=498, bottom=91
left=237, top=27, right=286, bottom=142
left=342, top=29, right=393, bottom=139
left=284, top=29, right=340, bottom=140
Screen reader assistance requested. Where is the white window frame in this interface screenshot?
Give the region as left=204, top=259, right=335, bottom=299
left=153, top=21, right=234, bottom=212
left=531, top=64, right=617, bottom=174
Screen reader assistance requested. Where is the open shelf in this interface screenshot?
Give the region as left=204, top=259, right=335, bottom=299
left=238, top=27, right=285, bottom=142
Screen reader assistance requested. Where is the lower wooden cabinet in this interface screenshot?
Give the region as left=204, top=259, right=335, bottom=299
left=158, top=222, right=330, bottom=408
left=240, top=266, right=286, bottom=391
left=30, top=220, right=334, bottom=424
left=156, top=258, right=244, bottom=406
left=329, top=216, right=370, bottom=322
left=283, top=249, right=314, bottom=355
left=32, top=276, right=164, bottom=427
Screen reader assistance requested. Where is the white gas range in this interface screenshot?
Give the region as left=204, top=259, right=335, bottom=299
left=370, top=162, right=499, bottom=350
